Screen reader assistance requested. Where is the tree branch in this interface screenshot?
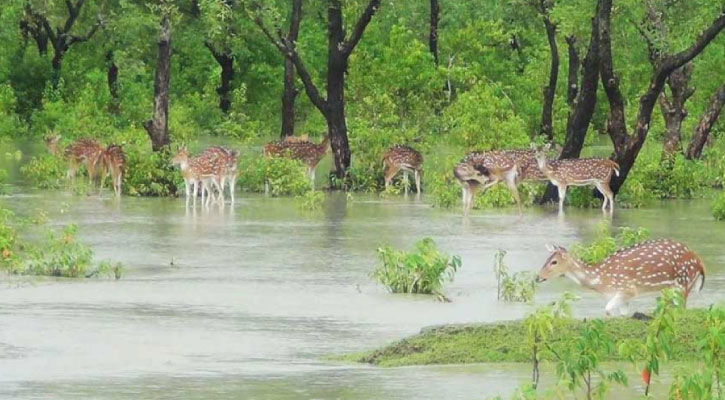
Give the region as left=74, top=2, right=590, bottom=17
left=657, top=11, right=725, bottom=78
left=341, top=0, right=381, bottom=56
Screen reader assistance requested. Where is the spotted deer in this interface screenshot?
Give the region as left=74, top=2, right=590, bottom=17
left=95, top=144, right=126, bottom=197
left=263, top=135, right=329, bottom=190
left=382, top=145, right=423, bottom=194
left=453, top=162, right=490, bottom=213
left=453, top=149, right=546, bottom=213
left=63, top=138, right=104, bottom=184
left=533, top=144, right=619, bottom=212
left=536, top=239, right=705, bottom=315
left=200, top=146, right=240, bottom=203
left=171, top=147, right=226, bottom=206
left=43, top=134, right=61, bottom=156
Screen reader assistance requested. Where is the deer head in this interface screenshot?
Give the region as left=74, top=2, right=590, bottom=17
left=532, top=143, right=552, bottom=170
left=536, top=244, right=580, bottom=283
left=171, top=147, right=189, bottom=166
left=453, top=162, right=490, bottom=184
left=44, top=133, right=61, bottom=155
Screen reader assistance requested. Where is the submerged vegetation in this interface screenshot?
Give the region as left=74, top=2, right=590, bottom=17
left=494, top=250, right=536, bottom=303
left=714, top=193, right=725, bottom=221
left=372, top=238, right=461, bottom=300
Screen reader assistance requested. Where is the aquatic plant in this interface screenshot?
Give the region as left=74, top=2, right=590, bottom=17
left=20, top=154, right=65, bottom=189
left=570, top=221, right=650, bottom=265
left=372, top=238, right=461, bottom=300
left=22, top=224, right=93, bottom=277
left=295, top=190, right=325, bottom=211
left=713, top=193, right=725, bottom=221
left=493, top=250, right=536, bottom=303
left=238, top=156, right=310, bottom=196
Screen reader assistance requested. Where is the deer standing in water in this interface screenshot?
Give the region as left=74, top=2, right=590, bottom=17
left=63, top=138, right=104, bottom=184
left=533, top=144, right=619, bottom=212
left=94, top=144, right=126, bottom=197
left=171, top=147, right=226, bottom=207
left=536, top=239, right=705, bottom=315
left=382, top=145, right=423, bottom=194
left=453, top=149, right=546, bottom=214
left=200, top=146, right=240, bottom=203
left=263, top=135, right=329, bottom=191
left=43, top=134, right=61, bottom=156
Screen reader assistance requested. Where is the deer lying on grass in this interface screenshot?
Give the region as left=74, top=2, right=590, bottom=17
left=94, top=144, right=126, bottom=197
left=453, top=149, right=546, bottom=214
left=536, top=239, right=705, bottom=315
left=200, top=146, right=240, bottom=203
left=263, top=135, right=330, bottom=191
left=533, top=144, right=619, bottom=212
left=63, top=138, right=104, bottom=184
left=382, top=145, right=423, bottom=194
left=171, top=147, right=226, bottom=207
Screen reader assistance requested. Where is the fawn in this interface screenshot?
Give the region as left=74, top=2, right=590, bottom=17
left=94, top=144, right=126, bottom=197
left=537, top=239, right=705, bottom=315
left=382, top=145, right=423, bottom=194
left=200, top=146, right=240, bottom=203
left=63, top=138, right=104, bottom=184
left=172, top=147, right=226, bottom=206
left=533, top=144, right=619, bottom=212
left=263, top=135, right=330, bottom=190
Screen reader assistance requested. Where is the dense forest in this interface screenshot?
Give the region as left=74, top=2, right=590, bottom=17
left=1, top=0, right=724, bottom=208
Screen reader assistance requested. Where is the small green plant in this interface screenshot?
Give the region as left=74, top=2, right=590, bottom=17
left=620, top=289, right=685, bottom=396
left=296, top=190, right=325, bottom=211
left=571, top=221, right=650, bottom=264
left=22, top=224, right=94, bottom=277
left=20, top=154, right=65, bottom=189
left=238, top=156, right=311, bottom=196
left=92, top=260, right=124, bottom=280
left=494, top=250, right=536, bottom=302
left=125, top=147, right=181, bottom=196
left=713, top=193, right=725, bottom=221
left=372, top=238, right=461, bottom=300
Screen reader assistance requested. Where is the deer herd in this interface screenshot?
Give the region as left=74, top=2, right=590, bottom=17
left=41, top=134, right=706, bottom=314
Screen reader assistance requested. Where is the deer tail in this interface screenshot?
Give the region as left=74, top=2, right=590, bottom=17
left=605, top=160, right=620, bottom=176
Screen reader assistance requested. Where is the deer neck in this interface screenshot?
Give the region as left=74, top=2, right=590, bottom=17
left=564, top=258, right=605, bottom=291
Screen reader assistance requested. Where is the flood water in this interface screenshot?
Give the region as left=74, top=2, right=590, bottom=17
left=1, top=152, right=724, bottom=399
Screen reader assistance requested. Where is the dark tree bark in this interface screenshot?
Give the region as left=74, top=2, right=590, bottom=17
left=281, top=0, right=302, bottom=137
left=255, top=0, right=382, bottom=184
left=20, top=5, right=49, bottom=56
left=565, top=35, right=580, bottom=107
left=686, top=81, right=725, bottom=159
left=106, top=51, right=119, bottom=114
left=190, top=0, right=201, bottom=17
left=24, top=1, right=101, bottom=87
left=539, top=9, right=558, bottom=141
left=540, top=1, right=601, bottom=203
left=429, top=0, right=440, bottom=66
left=599, top=0, right=725, bottom=194
left=205, top=41, right=235, bottom=113
left=659, top=63, right=695, bottom=157
left=144, top=13, right=172, bottom=151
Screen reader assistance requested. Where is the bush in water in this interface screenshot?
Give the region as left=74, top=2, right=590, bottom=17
left=570, top=221, right=650, bottom=265
left=713, top=193, right=725, bottom=221
left=238, top=156, right=311, bottom=197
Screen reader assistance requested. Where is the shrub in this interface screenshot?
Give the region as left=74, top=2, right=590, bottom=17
left=22, top=224, right=93, bottom=277
left=20, top=154, right=66, bottom=189
left=238, top=156, right=311, bottom=196
left=372, top=238, right=461, bottom=300
left=124, top=147, right=181, bottom=197
left=713, top=193, right=725, bottom=221
left=571, top=221, right=650, bottom=265
left=493, top=250, right=536, bottom=302
left=295, top=190, right=325, bottom=211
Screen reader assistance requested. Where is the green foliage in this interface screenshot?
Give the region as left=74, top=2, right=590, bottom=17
left=238, top=156, right=311, bottom=196
left=94, top=260, right=124, bottom=280
left=125, top=147, right=181, bottom=197
left=22, top=224, right=93, bottom=277
left=494, top=250, right=536, bottom=303
left=372, top=238, right=461, bottom=300
left=295, top=190, right=325, bottom=211
left=571, top=221, right=650, bottom=265
left=20, top=154, right=65, bottom=189
left=713, top=193, right=725, bottom=221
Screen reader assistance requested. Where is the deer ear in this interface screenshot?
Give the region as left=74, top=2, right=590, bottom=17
left=544, top=143, right=552, bottom=151
left=545, top=244, right=556, bottom=252
left=555, top=245, right=567, bottom=253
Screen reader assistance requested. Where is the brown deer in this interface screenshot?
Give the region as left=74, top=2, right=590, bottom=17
left=200, top=146, right=240, bottom=203
left=533, top=144, right=619, bottom=212
left=94, top=144, right=126, bottom=197
left=453, top=162, right=490, bottom=214
left=536, top=239, right=705, bottom=315
left=454, top=149, right=546, bottom=213
left=63, top=138, right=104, bottom=184
left=263, top=135, right=329, bottom=190
left=43, top=133, right=61, bottom=156
left=382, top=145, right=423, bottom=194
left=171, top=147, right=226, bottom=206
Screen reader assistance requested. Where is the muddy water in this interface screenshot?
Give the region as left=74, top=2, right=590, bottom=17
left=0, top=170, right=724, bottom=398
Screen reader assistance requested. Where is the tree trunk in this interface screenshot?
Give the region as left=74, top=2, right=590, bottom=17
left=281, top=0, right=302, bottom=137
left=429, top=0, right=440, bottom=66
left=326, top=3, right=351, bottom=181
left=539, top=15, right=558, bottom=141
left=106, top=51, right=119, bottom=114
left=566, top=35, right=579, bottom=107
left=660, top=64, right=694, bottom=158
left=144, top=13, right=172, bottom=152
left=686, top=81, right=725, bottom=159
left=217, top=53, right=234, bottom=113
left=540, top=2, right=600, bottom=204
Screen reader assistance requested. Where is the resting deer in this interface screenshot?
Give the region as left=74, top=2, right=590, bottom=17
left=382, top=145, right=423, bottom=194
left=454, top=149, right=546, bottom=213
left=95, top=144, right=126, bottom=197
left=263, top=135, right=329, bottom=190
left=200, top=146, right=240, bottom=203
left=43, top=134, right=61, bottom=156
left=171, top=147, right=226, bottom=206
left=63, top=138, right=104, bottom=184
left=533, top=144, right=619, bottom=212
left=537, top=239, right=705, bottom=315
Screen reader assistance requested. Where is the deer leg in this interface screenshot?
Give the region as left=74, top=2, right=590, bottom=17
left=115, top=171, right=122, bottom=197
left=229, top=174, right=237, bottom=204
left=505, top=176, right=523, bottom=214
left=604, top=293, right=626, bottom=316
left=385, top=166, right=400, bottom=191
left=414, top=169, right=421, bottom=194
left=557, top=185, right=568, bottom=212
left=403, top=171, right=409, bottom=195
left=600, top=183, right=615, bottom=211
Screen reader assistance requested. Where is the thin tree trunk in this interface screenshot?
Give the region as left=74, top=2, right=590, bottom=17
left=106, top=51, right=119, bottom=114
left=429, top=0, right=439, bottom=66
left=686, top=81, right=725, bottom=159
left=326, top=3, right=351, bottom=180
left=660, top=63, right=694, bottom=158
left=281, top=0, right=302, bottom=137
left=205, top=42, right=235, bottom=113
left=540, top=14, right=558, bottom=141
left=566, top=35, right=579, bottom=107
left=144, top=13, right=172, bottom=151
